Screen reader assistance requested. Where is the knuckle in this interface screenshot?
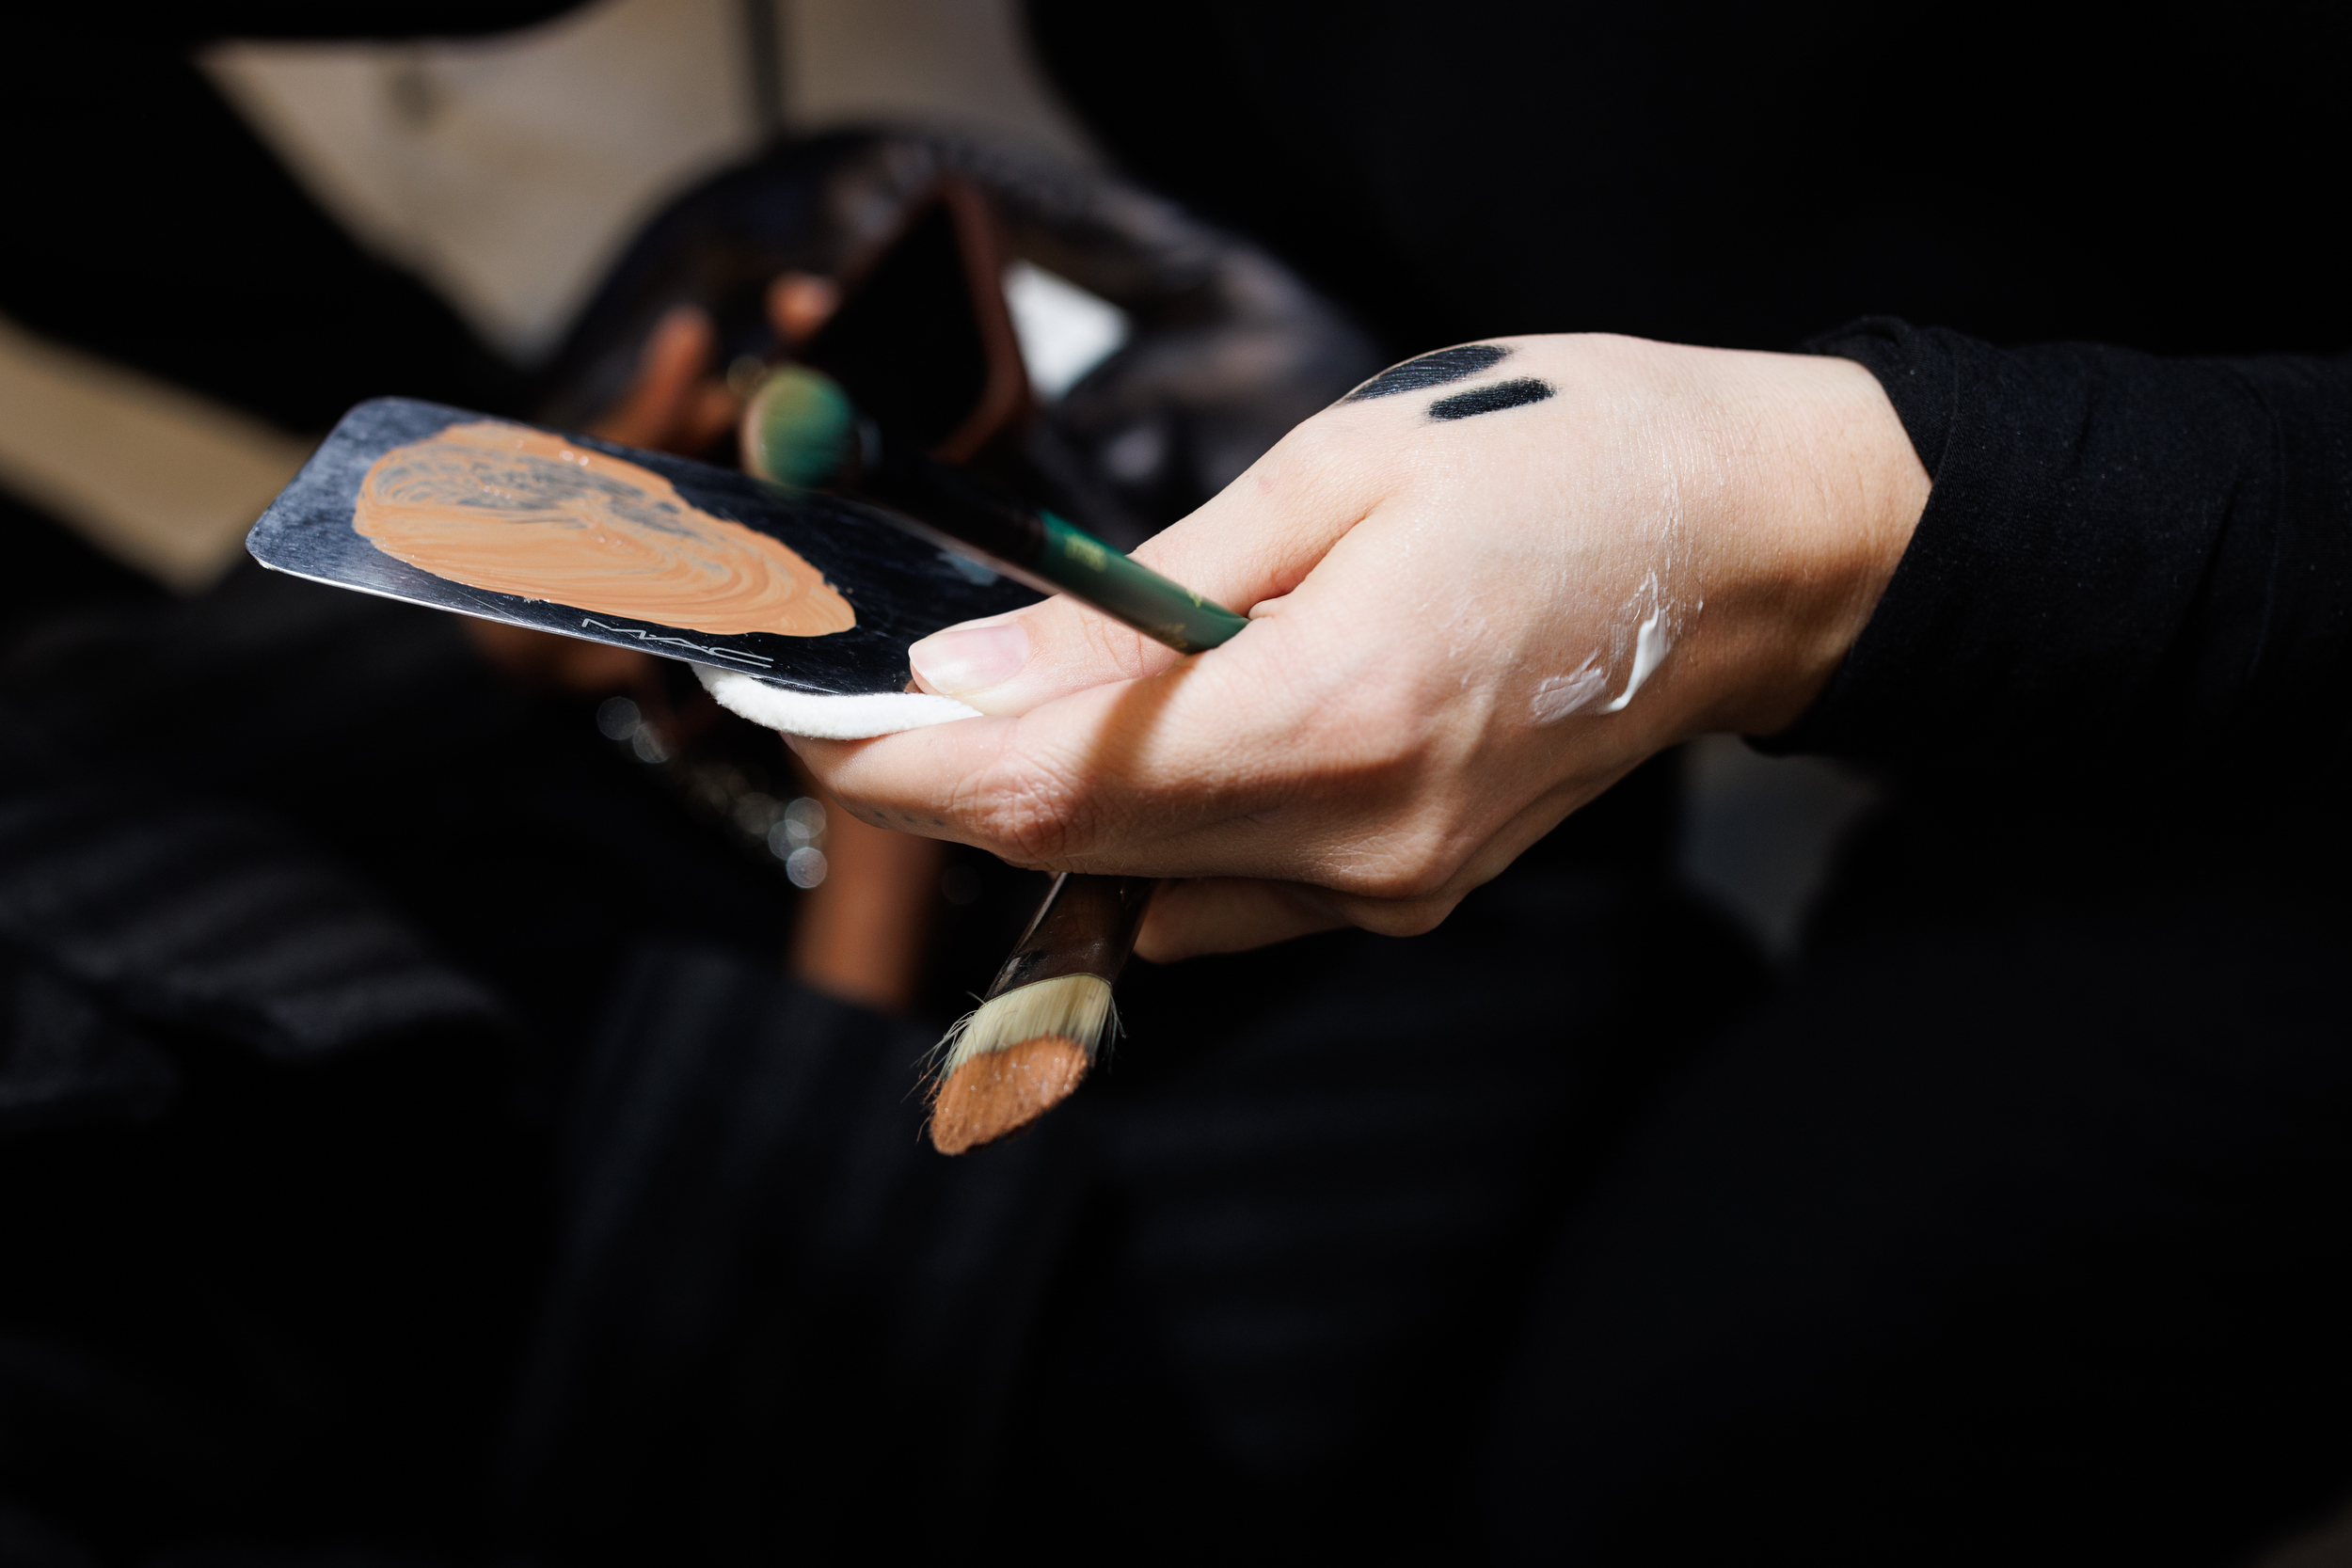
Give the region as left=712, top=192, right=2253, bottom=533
left=1370, top=860, right=1455, bottom=904
left=1329, top=823, right=1467, bottom=904
left=1280, top=412, right=1350, bottom=471
left=1251, top=416, right=1368, bottom=515
left=963, top=746, right=1090, bottom=864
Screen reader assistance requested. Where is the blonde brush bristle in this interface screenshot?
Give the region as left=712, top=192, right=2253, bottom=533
left=928, top=974, right=1115, bottom=1154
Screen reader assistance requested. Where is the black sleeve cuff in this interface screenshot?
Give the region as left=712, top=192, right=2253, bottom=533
left=1766, top=318, right=2352, bottom=769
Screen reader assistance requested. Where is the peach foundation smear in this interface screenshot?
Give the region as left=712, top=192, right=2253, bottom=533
left=353, top=420, right=854, bottom=638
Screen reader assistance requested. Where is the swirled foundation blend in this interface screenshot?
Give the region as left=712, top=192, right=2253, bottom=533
left=353, top=420, right=854, bottom=638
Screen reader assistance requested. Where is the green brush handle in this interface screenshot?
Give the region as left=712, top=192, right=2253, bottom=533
left=1033, top=512, right=1248, bottom=654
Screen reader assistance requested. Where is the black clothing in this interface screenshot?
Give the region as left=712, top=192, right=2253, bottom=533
left=1478, top=891, right=2352, bottom=1564
left=1795, top=322, right=2352, bottom=769
left=0, top=565, right=798, bottom=1560
left=510, top=838, right=1757, bottom=1561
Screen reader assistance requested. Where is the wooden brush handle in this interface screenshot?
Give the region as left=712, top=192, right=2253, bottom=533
left=986, top=873, right=1155, bottom=998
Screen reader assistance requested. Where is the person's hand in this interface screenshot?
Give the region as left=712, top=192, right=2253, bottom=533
left=588, top=276, right=841, bottom=452
left=792, top=334, right=1930, bottom=959
left=584, top=302, right=744, bottom=455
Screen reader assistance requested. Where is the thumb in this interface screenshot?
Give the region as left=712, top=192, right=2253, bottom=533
left=907, top=595, right=1179, bottom=716
left=906, top=419, right=1390, bottom=715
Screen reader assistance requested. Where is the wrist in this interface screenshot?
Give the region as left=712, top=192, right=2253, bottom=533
left=1689, top=349, right=1928, bottom=737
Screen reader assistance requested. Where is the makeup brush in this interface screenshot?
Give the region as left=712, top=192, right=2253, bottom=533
left=744, top=365, right=1246, bottom=1153
left=927, top=872, right=1155, bottom=1154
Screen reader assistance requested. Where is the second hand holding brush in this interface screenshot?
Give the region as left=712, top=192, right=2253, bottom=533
left=743, top=365, right=1248, bottom=1152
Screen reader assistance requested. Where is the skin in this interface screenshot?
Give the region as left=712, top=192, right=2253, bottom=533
left=793, top=334, right=1931, bottom=961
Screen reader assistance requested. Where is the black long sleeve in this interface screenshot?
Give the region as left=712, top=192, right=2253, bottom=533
left=1785, top=322, right=2352, bottom=771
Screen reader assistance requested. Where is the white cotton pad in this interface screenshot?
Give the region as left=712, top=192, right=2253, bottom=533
left=693, top=663, right=980, bottom=739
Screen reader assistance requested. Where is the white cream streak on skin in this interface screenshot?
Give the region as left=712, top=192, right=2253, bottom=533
left=1526, top=415, right=1708, bottom=725
left=1532, top=658, right=1607, bottom=721
left=1522, top=391, right=1724, bottom=727
left=1530, top=573, right=1692, bottom=724
left=1598, top=601, right=1670, bottom=714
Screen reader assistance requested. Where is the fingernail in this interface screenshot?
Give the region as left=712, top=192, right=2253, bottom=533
left=909, top=620, right=1030, bottom=696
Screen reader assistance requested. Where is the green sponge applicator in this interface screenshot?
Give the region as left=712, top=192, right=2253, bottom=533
left=741, top=363, right=859, bottom=489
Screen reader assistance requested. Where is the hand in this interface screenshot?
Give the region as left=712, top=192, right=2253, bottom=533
left=584, top=302, right=743, bottom=455
left=792, top=334, right=1929, bottom=959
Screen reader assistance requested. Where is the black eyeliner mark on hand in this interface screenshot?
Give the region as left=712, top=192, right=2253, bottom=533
left=1429, top=378, right=1555, bottom=420
left=1343, top=343, right=1511, bottom=402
